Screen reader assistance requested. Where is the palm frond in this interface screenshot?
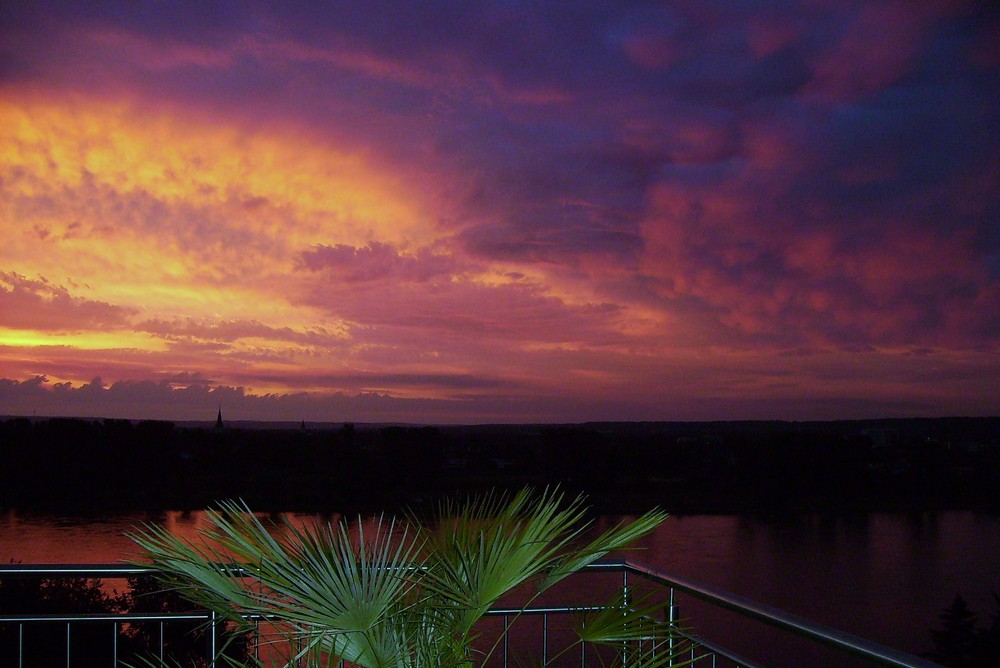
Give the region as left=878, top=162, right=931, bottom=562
left=540, top=508, right=669, bottom=591
left=130, top=501, right=427, bottom=667
left=572, top=590, right=697, bottom=668
left=420, top=488, right=587, bottom=630
left=129, top=488, right=675, bottom=668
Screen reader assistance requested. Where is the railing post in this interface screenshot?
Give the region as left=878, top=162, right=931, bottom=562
left=622, top=568, right=630, bottom=666
left=0, top=561, right=946, bottom=668
left=254, top=617, right=260, bottom=662
left=542, top=612, right=548, bottom=665
left=666, top=586, right=678, bottom=667
left=210, top=609, right=218, bottom=668
left=503, top=613, right=509, bottom=668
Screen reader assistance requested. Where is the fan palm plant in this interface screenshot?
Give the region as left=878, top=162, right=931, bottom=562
left=129, top=488, right=693, bottom=667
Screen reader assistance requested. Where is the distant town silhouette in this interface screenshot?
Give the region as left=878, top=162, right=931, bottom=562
left=2, top=416, right=997, bottom=514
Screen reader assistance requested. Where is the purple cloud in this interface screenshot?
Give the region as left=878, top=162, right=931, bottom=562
left=300, top=242, right=460, bottom=283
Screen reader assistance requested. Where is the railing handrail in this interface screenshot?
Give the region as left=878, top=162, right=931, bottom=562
left=0, top=564, right=157, bottom=577
left=601, top=559, right=939, bottom=668
left=0, top=612, right=211, bottom=623
left=0, top=560, right=941, bottom=668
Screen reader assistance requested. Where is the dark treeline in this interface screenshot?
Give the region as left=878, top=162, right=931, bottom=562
left=1, top=416, right=998, bottom=514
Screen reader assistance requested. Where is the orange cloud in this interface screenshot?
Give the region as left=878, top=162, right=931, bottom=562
left=2, top=98, right=427, bottom=275
left=0, top=94, right=440, bottom=385
left=0, top=93, right=640, bottom=404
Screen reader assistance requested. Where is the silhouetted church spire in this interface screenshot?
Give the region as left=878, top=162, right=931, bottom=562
left=215, top=406, right=224, bottom=431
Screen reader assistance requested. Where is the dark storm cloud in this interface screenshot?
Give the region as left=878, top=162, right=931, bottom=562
left=0, top=374, right=526, bottom=423
left=238, top=370, right=520, bottom=393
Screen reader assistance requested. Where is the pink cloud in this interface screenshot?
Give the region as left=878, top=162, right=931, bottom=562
left=256, top=37, right=442, bottom=91
left=135, top=318, right=348, bottom=349
left=85, top=27, right=238, bottom=71
left=298, top=272, right=622, bottom=349
left=622, top=32, right=679, bottom=70
left=299, top=242, right=460, bottom=283
left=0, top=272, right=136, bottom=330
left=639, top=175, right=995, bottom=349
left=804, top=2, right=956, bottom=102
left=747, top=17, right=801, bottom=59
left=296, top=241, right=628, bottom=356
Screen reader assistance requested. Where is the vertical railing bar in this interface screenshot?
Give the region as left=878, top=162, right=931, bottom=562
left=667, top=586, right=677, bottom=668
left=580, top=617, right=586, bottom=667
left=113, top=621, right=118, bottom=667
left=210, top=610, right=218, bottom=668
left=544, top=612, right=549, bottom=665
left=5, top=560, right=935, bottom=668
left=622, top=569, right=630, bottom=666
left=503, top=613, right=509, bottom=668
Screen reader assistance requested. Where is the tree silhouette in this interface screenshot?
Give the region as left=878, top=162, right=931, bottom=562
left=929, top=594, right=988, bottom=667
left=0, top=568, right=126, bottom=665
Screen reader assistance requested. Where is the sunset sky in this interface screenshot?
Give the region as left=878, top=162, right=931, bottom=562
left=1, top=1, right=998, bottom=423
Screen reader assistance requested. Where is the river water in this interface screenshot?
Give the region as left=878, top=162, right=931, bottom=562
left=3, top=508, right=999, bottom=665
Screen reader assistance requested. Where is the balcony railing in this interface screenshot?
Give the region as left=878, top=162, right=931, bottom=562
left=0, top=560, right=941, bottom=667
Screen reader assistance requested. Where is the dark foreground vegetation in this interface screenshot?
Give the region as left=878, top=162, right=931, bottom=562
left=929, top=593, right=1000, bottom=667
left=1, top=416, right=998, bottom=514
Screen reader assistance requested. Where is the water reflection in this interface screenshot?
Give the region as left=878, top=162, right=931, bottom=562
left=2, top=508, right=999, bottom=661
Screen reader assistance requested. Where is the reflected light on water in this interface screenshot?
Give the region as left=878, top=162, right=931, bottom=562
left=2, top=508, right=999, bottom=661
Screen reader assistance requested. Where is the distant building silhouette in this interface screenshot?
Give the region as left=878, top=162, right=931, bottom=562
left=215, top=407, right=224, bottom=431
left=861, top=427, right=897, bottom=448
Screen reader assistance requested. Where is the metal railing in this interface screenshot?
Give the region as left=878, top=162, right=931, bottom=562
left=0, top=561, right=941, bottom=667
left=608, top=560, right=941, bottom=668
left=3, top=611, right=221, bottom=667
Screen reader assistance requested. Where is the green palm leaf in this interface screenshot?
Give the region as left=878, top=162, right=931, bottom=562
left=541, top=508, right=669, bottom=591
left=572, top=591, right=697, bottom=668
left=419, top=489, right=585, bottom=628
left=130, top=501, right=426, bottom=667
left=129, top=487, right=675, bottom=667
